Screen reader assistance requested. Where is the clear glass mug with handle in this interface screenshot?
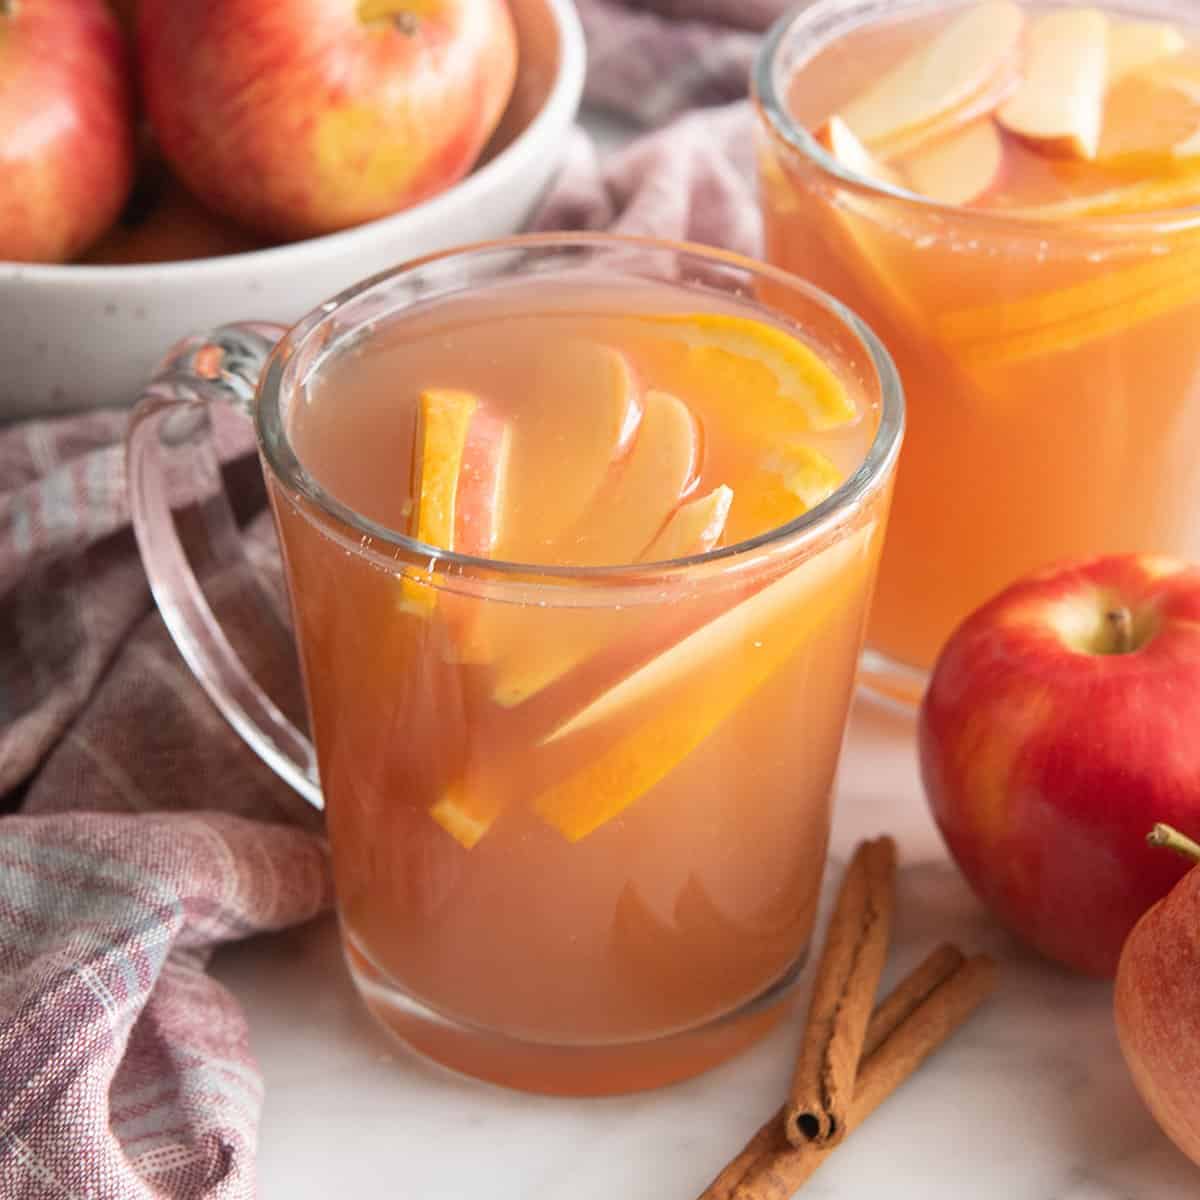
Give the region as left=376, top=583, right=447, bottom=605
left=126, top=233, right=903, bottom=1097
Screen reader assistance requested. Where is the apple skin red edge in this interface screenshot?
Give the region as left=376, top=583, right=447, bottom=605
left=1115, top=851, right=1200, bottom=1168
left=919, top=553, right=1200, bottom=977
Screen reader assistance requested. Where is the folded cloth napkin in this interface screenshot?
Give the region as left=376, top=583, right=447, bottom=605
left=0, top=2, right=786, bottom=1195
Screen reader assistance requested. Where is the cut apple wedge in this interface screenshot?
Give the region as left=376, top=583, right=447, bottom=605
left=722, top=444, right=842, bottom=548
left=1107, top=19, right=1186, bottom=84
left=814, top=116, right=904, bottom=188
left=1097, top=72, right=1200, bottom=167
left=454, top=407, right=511, bottom=557
left=550, top=389, right=700, bottom=567
left=642, top=485, right=733, bottom=562
left=534, top=523, right=876, bottom=842
left=485, top=389, right=701, bottom=707
left=997, top=8, right=1110, bottom=160
left=495, top=340, right=642, bottom=562
left=903, top=119, right=1005, bottom=206
left=837, top=1, right=1025, bottom=156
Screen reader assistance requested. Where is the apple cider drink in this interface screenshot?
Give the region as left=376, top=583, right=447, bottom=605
left=756, top=0, right=1200, bottom=692
left=269, top=243, right=898, bottom=1095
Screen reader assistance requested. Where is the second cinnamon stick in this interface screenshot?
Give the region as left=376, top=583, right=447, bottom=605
left=785, top=836, right=896, bottom=1147
left=698, top=942, right=966, bottom=1200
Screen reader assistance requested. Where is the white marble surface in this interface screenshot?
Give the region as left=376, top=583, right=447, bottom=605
left=212, top=695, right=1199, bottom=1199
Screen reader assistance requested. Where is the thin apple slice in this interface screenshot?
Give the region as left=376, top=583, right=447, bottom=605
left=534, top=522, right=877, bottom=841
left=1107, top=19, right=1186, bottom=84
left=488, top=390, right=701, bottom=707
left=495, top=340, right=642, bottom=562
left=722, top=444, right=842, bottom=548
left=551, top=389, right=700, bottom=567
left=642, top=485, right=733, bottom=561
left=871, top=53, right=1021, bottom=162
left=903, top=119, right=1005, bottom=206
left=997, top=8, right=1110, bottom=160
left=1097, top=72, right=1200, bottom=167
left=454, top=407, right=511, bottom=557
left=837, top=1, right=1025, bottom=154
left=814, top=116, right=904, bottom=189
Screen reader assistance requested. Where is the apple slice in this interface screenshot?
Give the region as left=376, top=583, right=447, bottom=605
left=837, top=1, right=1025, bottom=155
left=488, top=389, right=701, bottom=707
left=454, top=407, right=511, bottom=557
left=814, top=116, right=904, bottom=189
left=551, top=389, right=700, bottom=567
left=1107, top=19, right=1186, bottom=84
left=534, top=522, right=877, bottom=841
left=903, top=119, right=1005, bottom=206
left=642, top=485, right=733, bottom=562
left=495, top=340, right=642, bottom=561
left=997, top=8, right=1110, bottom=160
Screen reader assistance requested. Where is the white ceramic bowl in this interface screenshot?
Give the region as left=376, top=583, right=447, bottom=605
left=0, top=0, right=584, bottom=421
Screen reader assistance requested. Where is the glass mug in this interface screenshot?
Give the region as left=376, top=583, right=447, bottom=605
left=127, top=234, right=903, bottom=1096
left=755, top=0, right=1200, bottom=705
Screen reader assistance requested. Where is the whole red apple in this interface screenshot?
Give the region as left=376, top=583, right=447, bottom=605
left=137, top=0, right=518, bottom=241
left=1116, top=824, right=1200, bottom=1167
left=920, top=554, right=1200, bottom=976
left=0, top=0, right=135, bottom=263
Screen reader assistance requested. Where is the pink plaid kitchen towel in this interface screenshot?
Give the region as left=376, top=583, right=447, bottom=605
left=0, top=2, right=784, bottom=1196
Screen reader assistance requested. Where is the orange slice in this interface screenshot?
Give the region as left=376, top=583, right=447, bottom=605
left=534, top=522, right=876, bottom=842
left=400, top=388, right=478, bottom=614
left=643, top=312, right=856, bottom=435
left=1097, top=72, right=1200, bottom=168
left=723, top=444, right=842, bottom=547
left=936, top=238, right=1200, bottom=367
left=429, top=778, right=504, bottom=851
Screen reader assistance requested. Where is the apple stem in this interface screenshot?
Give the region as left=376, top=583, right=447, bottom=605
left=1147, top=823, right=1200, bottom=865
left=1106, top=607, right=1134, bottom=654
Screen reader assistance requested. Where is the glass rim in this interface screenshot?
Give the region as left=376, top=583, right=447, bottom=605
left=753, top=0, right=1200, bottom=237
left=255, top=231, right=904, bottom=591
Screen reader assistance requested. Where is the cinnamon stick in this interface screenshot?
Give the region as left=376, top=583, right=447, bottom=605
left=785, top=836, right=896, bottom=1147
left=722, top=954, right=998, bottom=1200
left=698, top=943, right=965, bottom=1200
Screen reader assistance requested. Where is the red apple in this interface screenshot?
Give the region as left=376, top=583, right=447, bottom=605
left=1116, top=823, right=1200, bottom=1167
left=919, top=554, right=1200, bottom=977
left=0, top=0, right=134, bottom=263
left=137, top=0, right=518, bottom=241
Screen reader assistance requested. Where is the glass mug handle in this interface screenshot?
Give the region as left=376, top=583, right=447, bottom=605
left=126, top=322, right=323, bottom=810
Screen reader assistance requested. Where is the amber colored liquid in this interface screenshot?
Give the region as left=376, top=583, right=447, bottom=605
left=269, top=276, right=886, bottom=1090
left=760, top=3, right=1200, bottom=675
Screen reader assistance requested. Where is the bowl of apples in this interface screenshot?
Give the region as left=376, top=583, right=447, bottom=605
left=0, top=0, right=585, bottom=420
